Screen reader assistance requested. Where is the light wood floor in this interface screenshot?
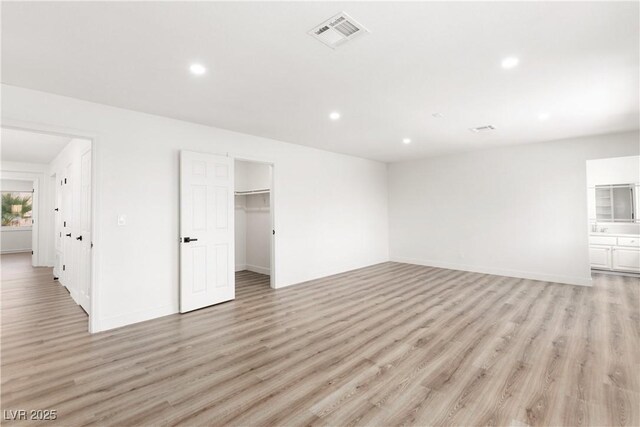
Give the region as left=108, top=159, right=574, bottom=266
left=1, top=253, right=638, bottom=426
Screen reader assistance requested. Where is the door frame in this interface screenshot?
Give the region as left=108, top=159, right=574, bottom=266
left=232, top=154, right=276, bottom=289
left=1, top=119, right=100, bottom=333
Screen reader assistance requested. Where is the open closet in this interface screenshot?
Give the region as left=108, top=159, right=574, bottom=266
left=234, top=160, right=272, bottom=284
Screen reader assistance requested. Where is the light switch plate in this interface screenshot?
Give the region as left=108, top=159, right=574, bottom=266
left=117, top=214, right=127, bottom=226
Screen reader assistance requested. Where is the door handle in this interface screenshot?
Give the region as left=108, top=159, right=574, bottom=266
left=65, top=233, right=72, bottom=237
left=76, top=235, right=83, bottom=241
left=183, top=237, right=198, bottom=243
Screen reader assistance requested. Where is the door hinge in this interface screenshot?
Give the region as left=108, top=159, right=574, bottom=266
left=31, top=250, right=34, bottom=255
left=63, top=265, right=66, bottom=271
left=272, top=229, right=275, bottom=235
left=64, top=178, right=67, bottom=184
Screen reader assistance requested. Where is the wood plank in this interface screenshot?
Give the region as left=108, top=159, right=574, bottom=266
left=1, top=252, right=638, bottom=426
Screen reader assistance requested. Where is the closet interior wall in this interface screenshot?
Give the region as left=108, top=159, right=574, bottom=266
left=234, top=160, right=271, bottom=276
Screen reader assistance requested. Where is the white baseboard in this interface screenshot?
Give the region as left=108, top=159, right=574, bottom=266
left=390, top=257, right=593, bottom=287
left=235, top=264, right=246, bottom=272
left=245, top=264, right=270, bottom=275
left=1, top=249, right=32, bottom=254
left=273, top=257, right=390, bottom=289
left=97, top=304, right=176, bottom=333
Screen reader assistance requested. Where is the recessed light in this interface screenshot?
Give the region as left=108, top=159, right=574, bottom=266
left=501, top=56, right=519, bottom=69
left=189, top=63, right=207, bottom=75
left=329, top=112, right=341, bottom=120
left=538, top=112, right=550, bottom=121
left=402, top=138, right=411, bottom=144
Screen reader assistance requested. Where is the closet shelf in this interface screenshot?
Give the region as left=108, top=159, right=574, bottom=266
left=235, top=189, right=270, bottom=195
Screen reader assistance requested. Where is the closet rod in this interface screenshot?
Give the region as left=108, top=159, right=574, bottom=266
left=234, top=189, right=270, bottom=195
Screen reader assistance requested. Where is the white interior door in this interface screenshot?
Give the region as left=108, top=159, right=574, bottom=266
left=61, top=163, right=74, bottom=290
left=30, top=180, right=38, bottom=267
left=75, top=148, right=92, bottom=313
left=180, top=151, right=235, bottom=313
left=53, top=174, right=63, bottom=278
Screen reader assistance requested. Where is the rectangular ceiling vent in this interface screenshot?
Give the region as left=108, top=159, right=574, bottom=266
left=469, top=125, right=496, bottom=133
left=308, top=12, right=369, bottom=49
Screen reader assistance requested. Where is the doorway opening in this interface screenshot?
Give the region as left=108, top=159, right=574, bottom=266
left=0, top=177, right=38, bottom=264
left=586, top=155, right=640, bottom=277
left=0, top=126, right=94, bottom=328
left=234, top=159, right=274, bottom=296
left=178, top=152, right=275, bottom=314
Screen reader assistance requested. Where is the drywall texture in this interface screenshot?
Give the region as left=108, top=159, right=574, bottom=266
left=388, top=131, right=640, bottom=286
left=2, top=84, right=389, bottom=331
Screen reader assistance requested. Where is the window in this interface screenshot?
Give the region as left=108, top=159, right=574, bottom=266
left=1, top=191, right=33, bottom=228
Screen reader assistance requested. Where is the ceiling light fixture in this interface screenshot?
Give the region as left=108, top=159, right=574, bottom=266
left=402, top=138, right=412, bottom=144
left=189, top=63, right=207, bottom=75
left=538, top=112, right=550, bottom=121
left=501, top=56, right=519, bottom=69
left=329, top=112, right=341, bottom=120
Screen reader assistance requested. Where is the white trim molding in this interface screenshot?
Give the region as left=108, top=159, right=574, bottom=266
left=391, top=257, right=593, bottom=287
left=97, top=304, right=176, bottom=332
left=245, top=264, right=271, bottom=276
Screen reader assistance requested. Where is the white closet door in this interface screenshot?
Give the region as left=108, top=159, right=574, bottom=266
left=180, top=151, right=235, bottom=313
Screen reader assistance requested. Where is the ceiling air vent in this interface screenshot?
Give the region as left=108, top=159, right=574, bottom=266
left=469, top=125, right=496, bottom=133
left=308, top=12, right=369, bottom=49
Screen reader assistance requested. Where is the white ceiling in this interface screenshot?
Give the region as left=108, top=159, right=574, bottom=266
left=1, top=128, right=72, bottom=164
left=1, top=2, right=638, bottom=162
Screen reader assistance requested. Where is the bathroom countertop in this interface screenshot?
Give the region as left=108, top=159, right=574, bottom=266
left=590, top=232, right=640, bottom=238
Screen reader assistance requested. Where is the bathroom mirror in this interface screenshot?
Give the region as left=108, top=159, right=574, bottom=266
left=595, top=184, right=635, bottom=222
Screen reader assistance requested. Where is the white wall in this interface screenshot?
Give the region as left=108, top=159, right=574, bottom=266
left=235, top=194, right=272, bottom=274
left=586, top=155, right=640, bottom=187
left=235, top=161, right=271, bottom=192
left=245, top=193, right=271, bottom=274
left=388, top=131, right=640, bottom=286
left=1, top=229, right=32, bottom=253
left=1, top=179, right=33, bottom=192
left=2, top=85, right=389, bottom=332
left=234, top=195, right=247, bottom=271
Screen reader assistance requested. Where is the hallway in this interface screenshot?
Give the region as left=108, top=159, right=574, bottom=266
left=1, top=253, right=88, bottom=337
